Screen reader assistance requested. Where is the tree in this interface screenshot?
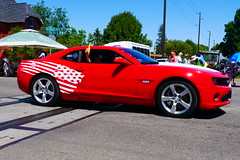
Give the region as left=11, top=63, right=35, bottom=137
left=185, top=39, right=197, bottom=54
left=218, top=9, right=240, bottom=57
left=198, top=44, right=208, bottom=52
left=92, top=28, right=104, bottom=45
left=103, top=11, right=152, bottom=46
left=155, top=24, right=165, bottom=54
left=50, top=7, right=70, bottom=36
left=220, top=21, right=236, bottom=57
left=165, top=40, right=193, bottom=56
left=57, top=28, right=87, bottom=47
left=211, top=43, right=220, bottom=51
left=31, top=0, right=70, bottom=37
left=31, top=0, right=52, bottom=29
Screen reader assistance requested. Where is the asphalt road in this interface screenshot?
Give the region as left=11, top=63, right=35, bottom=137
left=0, top=77, right=25, bottom=98
left=0, top=77, right=240, bottom=160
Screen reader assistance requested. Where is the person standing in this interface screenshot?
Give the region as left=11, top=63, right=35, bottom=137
left=38, top=50, right=46, bottom=59
left=3, top=58, right=10, bottom=77
left=175, top=52, right=183, bottom=63
left=182, top=54, right=190, bottom=64
left=169, top=51, right=176, bottom=63
left=195, top=50, right=204, bottom=60
left=191, top=56, right=208, bottom=67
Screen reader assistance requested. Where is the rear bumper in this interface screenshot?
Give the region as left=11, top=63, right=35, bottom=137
left=17, top=68, right=32, bottom=95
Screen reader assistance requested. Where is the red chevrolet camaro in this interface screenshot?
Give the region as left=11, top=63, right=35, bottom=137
left=17, top=46, right=231, bottom=117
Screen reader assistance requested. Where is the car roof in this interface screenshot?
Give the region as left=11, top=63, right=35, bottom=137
left=42, top=46, right=142, bottom=65
left=44, top=46, right=125, bottom=58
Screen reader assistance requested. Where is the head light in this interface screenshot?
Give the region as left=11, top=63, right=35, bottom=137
left=211, top=77, right=229, bottom=86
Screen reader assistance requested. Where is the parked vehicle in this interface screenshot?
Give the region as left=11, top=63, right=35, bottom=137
left=200, top=50, right=223, bottom=65
left=104, top=41, right=150, bottom=56
left=17, top=46, right=231, bottom=118
left=156, top=58, right=169, bottom=63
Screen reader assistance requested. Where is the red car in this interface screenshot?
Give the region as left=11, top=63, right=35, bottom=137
left=17, top=46, right=231, bottom=117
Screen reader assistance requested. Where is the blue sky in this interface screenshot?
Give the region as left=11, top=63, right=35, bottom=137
left=17, top=0, right=240, bottom=51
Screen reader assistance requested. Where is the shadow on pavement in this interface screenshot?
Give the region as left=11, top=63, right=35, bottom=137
left=191, top=109, right=226, bottom=119
left=55, top=100, right=226, bottom=120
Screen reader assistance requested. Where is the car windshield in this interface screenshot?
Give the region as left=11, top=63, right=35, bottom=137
left=202, top=53, right=219, bottom=63
left=120, top=49, right=158, bottom=64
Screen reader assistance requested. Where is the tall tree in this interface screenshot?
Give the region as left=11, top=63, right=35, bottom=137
left=30, top=0, right=51, bottom=29
left=103, top=11, right=152, bottom=46
left=93, top=28, right=103, bottom=45
left=155, top=24, right=165, bottom=54
left=31, top=0, right=70, bottom=37
left=219, top=9, right=240, bottom=57
left=50, top=7, right=70, bottom=36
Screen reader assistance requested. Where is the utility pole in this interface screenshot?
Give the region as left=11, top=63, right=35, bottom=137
left=208, top=31, right=211, bottom=51
left=197, top=12, right=202, bottom=51
left=213, top=40, right=215, bottom=47
left=162, top=0, right=166, bottom=56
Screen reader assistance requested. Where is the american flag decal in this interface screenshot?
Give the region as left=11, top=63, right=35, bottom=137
left=21, top=61, right=85, bottom=94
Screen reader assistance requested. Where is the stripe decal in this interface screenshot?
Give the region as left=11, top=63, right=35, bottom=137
left=21, top=61, right=85, bottom=94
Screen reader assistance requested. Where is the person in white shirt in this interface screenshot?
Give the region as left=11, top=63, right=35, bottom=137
left=175, top=52, right=183, bottom=63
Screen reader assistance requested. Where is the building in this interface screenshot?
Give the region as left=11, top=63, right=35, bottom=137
left=0, top=0, right=43, bottom=39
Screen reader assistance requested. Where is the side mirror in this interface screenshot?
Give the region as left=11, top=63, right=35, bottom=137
left=114, top=58, right=131, bottom=65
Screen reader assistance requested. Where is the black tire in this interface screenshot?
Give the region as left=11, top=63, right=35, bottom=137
left=30, top=75, right=60, bottom=106
left=156, top=80, right=198, bottom=118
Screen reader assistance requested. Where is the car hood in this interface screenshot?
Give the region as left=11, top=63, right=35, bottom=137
left=157, top=62, right=219, bottom=73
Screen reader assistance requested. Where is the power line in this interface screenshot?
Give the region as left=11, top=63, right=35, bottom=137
left=170, top=0, right=196, bottom=26
left=186, top=0, right=198, bottom=12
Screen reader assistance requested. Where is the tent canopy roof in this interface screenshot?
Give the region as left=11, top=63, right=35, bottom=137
left=0, top=29, right=67, bottom=49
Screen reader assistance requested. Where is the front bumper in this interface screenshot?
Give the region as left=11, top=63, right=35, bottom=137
left=198, top=85, right=231, bottom=110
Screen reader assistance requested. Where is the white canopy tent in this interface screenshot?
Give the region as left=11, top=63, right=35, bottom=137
left=0, top=29, right=67, bottom=50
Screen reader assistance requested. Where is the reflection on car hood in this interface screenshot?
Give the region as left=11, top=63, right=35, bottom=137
left=158, top=62, right=219, bottom=72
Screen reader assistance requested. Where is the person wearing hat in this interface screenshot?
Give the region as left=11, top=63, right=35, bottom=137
left=182, top=54, right=190, bottom=64
left=191, top=56, right=208, bottom=67
left=175, top=52, right=183, bottom=63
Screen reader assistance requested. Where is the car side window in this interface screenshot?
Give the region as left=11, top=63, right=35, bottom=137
left=89, top=49, right=121, bottom=64
left=62, top=50, right=89, bottom=63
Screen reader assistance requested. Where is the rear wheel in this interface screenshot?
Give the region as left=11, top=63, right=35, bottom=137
left=156, top=80, right=198, bottom=118
left=31, top=75, right=60, bottom=106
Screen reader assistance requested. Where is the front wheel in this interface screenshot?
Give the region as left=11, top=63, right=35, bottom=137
left=31, top=75, right=60, bottom=106
left=156, top=80, right=198, bottom=118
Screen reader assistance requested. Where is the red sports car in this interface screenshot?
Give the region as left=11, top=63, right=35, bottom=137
left=17, top=46, right=231, bottom=117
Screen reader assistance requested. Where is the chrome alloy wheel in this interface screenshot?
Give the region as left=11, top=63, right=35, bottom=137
left=161, top=83, right=193, bottom=115
left=32, top=77, right=55, bottom=104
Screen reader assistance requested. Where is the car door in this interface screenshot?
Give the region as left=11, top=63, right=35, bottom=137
left=74, top=49, right=139, bottom=102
